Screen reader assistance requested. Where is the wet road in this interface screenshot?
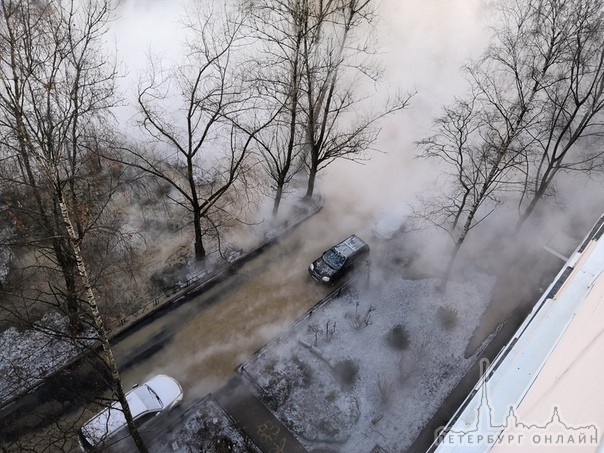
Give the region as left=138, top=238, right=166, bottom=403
left=111, top=207, right=339, bottom=405
left=3, top=201, right=372, bottom=452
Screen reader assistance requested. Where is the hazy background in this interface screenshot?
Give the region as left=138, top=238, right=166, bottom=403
left=99, top=2, right=604, bottom=441
left=108, top=0, right=604, bottom=222
left=108, top=0, right=491, bottom=217
left=107, top=0, right=604, bottom=312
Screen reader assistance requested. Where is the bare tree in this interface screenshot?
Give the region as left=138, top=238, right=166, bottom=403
left=515, top=0, right=604, bottom=229
left=58, top=191, right=148, bottom=453
left=299, top=0, right=410, bottom=199
left=420, top=94, right=527, bottom=289
left=0, top=0, right=124, bottom=333
left=0, top=1, right=147, bottom=451
left=121, top=4, right=267, bottom=261
left=253, top=118, right=306, bottom=215
left=244, top=0, right=411, bottom=204
left=419, top=97, right=483, bottom=234
left=243, top=0, right=307, bottom=215
left=420, top=0, right=583, bottom=288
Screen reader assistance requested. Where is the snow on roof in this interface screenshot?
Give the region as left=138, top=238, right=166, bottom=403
left=82, top=400, right=128, bottom=445
left=433, top=214, right=604, bottom=452
left=334, top=235, right=367, bottom=257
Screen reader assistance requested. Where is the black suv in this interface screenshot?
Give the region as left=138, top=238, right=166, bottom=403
left=309, top=234, right=370, bottom=284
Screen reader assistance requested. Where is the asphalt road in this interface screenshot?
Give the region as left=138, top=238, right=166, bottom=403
left=110, top=208, right=339, bottom=413
left=3, top=204, right=345, bottom=452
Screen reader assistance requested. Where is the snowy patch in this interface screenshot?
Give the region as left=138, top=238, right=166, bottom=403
left=175, top=395, right=260, bottom=453
left=0, top=313, right=94, bottom=405
left=242, top=269, right=495, bottom=452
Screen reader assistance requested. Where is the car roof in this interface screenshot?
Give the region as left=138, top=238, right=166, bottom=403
left=334, top=235, right=367, bottom=257
left=81, top=385, right=162, bottom=445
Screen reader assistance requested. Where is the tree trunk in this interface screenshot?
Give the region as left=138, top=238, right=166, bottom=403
left=58, top=197, right=148, bottom=453
left=16, top=147, right=83, bottom=333
left=438, top=240, right=463, bottom=293
left=193, top=209, right=206, bottom=261
left=273, top=183, right=284, bottom=217
left=54, top=240, right=81, bottom=335
left=515, top=167, right=559, bottom=233
left=439, top=201, right=476, bottom=291
left=305, top=163, right=317, bottom=199
left=515, top=193, right=541, bottom=233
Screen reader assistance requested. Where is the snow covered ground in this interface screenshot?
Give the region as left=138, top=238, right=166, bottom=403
left=174, top=395, right=261, bottom=453
left=242, top=266, right=496, bottom=452
left=0, top=313, right=92, bottom=405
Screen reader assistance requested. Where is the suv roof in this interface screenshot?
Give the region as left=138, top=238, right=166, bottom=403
left=334, top=234, right=367, bottom=258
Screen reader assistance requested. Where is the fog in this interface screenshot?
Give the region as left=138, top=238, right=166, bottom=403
left=105, top=0, right=604, bottom=364
left=109, top=0, right=491, bottom=167
left=109, top=0, right=494, bottom=284
left=106, top=0, right=604, bottom=381
left=104, top=0, right=604, bottom=449
left=110, top=0, right=604, bottom=234
left=4, top=1, right=604, bottom=450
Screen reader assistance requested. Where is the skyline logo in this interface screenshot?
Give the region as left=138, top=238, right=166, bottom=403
left=434, top=359, right=599, bottom=449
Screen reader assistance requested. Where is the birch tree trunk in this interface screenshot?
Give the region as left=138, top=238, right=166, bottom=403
left=58, top=197, right=148, bottom=453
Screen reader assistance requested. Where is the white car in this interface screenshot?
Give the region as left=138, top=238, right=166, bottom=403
left=78, top=375, right=183, bottom=451
left=373, top=204, right=412, bottom=239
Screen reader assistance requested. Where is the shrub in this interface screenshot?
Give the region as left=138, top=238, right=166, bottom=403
left=308, top=320, right=336, bottom=345
left=149, top=262, right=187, bottom=293
left=212, top=437, right=235, bottom=453
left=386, top=324, right=410, bottom=350
left=325, top=390, right=338, bottom=403
left=265, top=376, right=290, bottom=410
left=333, top=359, right=359, bottom=386
left=437, top=305, right=458, bottom=330
left=351, top=302, right=375, bottom=330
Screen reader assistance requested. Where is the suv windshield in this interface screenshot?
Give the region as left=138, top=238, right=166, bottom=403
left=323, top=249, right=346, bottom=270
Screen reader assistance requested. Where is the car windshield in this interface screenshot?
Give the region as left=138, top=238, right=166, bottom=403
left=146, top=385, right=164, bottom=408
left=323, top=249, right=346, bottom=270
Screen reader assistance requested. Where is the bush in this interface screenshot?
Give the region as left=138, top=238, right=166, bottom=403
left=333, top=359, right=359, bottom=386
left=386, top=324, right=410, bottom=350
left=211, top=437, right=235, bottom=453
left=437, top=305, right=458, bottom=330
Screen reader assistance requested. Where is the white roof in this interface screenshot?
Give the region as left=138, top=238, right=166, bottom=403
left=433, top=215, right=604, bottom=452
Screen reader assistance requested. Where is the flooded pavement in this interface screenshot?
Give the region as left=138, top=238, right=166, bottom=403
left=111, top=207, right=338, bottom=404
left=2, top=202, right=363, bottom=451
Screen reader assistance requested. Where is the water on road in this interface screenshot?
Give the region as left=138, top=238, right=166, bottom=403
left=111, top=208, right=341, bottom=403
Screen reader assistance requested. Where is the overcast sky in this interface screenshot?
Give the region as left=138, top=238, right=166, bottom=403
left=108, top=0, right=493, bottom=216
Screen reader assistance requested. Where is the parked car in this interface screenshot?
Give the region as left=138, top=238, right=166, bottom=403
left=79, top=375, right=183, bottom=451
left=372, top=204, right=412, bottom=240
left=309, top=234, right=370, bottom=284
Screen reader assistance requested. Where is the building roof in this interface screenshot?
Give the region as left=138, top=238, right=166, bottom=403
left=432, top=214, right=604, bottom=452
